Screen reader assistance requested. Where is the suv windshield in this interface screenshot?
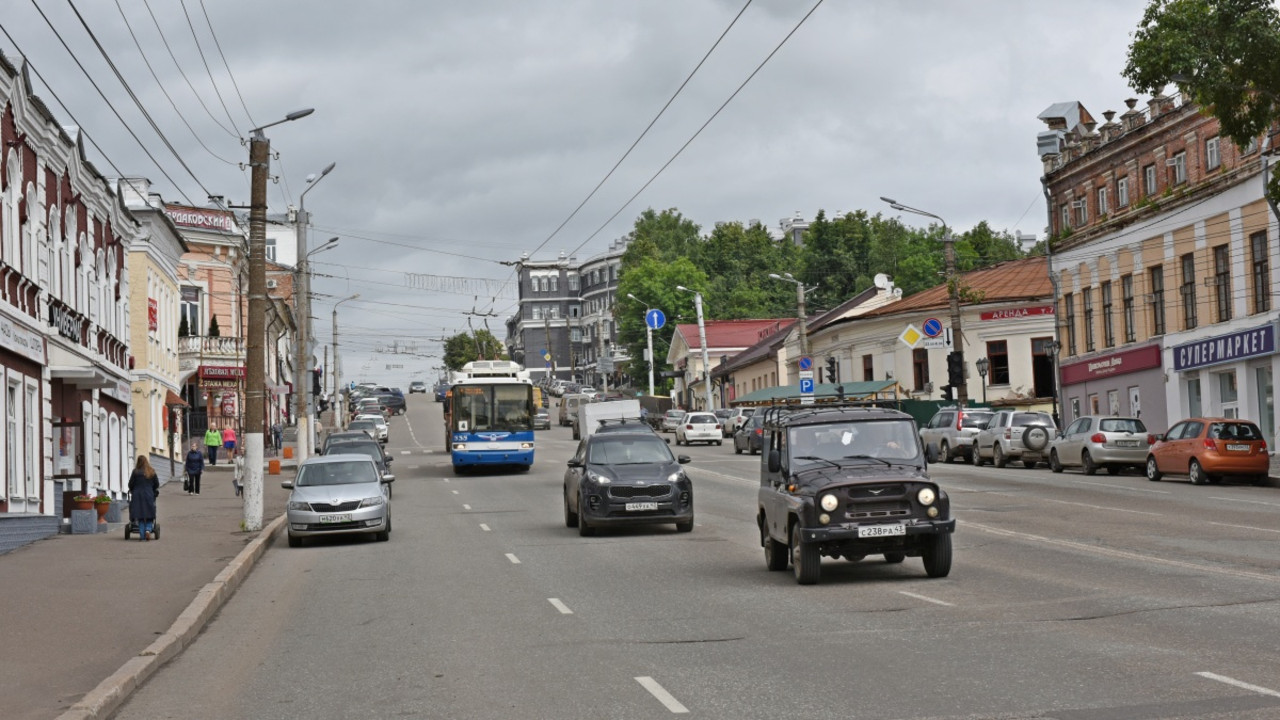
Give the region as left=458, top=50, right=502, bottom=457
left=961, top=411, right=993, bottom=429
left=1012, top=412, right=1054, bottom=426
left=587, top=436, right=674, bottom=465
left=788, top=420, right=918, bottom=463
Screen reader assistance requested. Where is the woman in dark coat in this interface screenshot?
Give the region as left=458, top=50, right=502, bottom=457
left=128, top=456, right=159, bottom=541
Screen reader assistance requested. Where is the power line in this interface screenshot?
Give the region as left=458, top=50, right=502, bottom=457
left=140, top=0, right=237, bottom=138
left=309, top=225, right=506, bottom=264
left=198, top=0, right=256, bottom=129
left=566, top=0, right=827, bottom=260
left=178, top=0, right=241, bottom=135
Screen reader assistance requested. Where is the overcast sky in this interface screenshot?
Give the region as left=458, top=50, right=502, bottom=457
left=1, top=0, right=1153, bottom=386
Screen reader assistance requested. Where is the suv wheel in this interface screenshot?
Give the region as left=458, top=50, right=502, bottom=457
left=922, top=534, right=953, bottom=578
left=1081, top=450, right=1098, bottom=476
left=564, top=489, right=578, bottom=528
left=1146, top=456, right=1163, bottom=482
left=971, top=444, right=985, bottom=466
left=791, top=524, right=820, bottom=585
left=577, top=497, right=596, bottom=537
left=940, top=441, right=953, bottom=463
left=1049, top=449, right=1064, bottom=473
left=993, top=444, right=1008, bottom=468
left=762, top=521, right=788, bottom=571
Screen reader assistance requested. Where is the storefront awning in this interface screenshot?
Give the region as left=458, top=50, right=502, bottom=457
left=164, top=390, right=188, bottom=407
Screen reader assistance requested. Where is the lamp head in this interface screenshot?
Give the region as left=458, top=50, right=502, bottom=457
left=676, top=285, right=689, bottom=293
left=285, top=109, right=315, bottom=122
left=879, top=196, right=898, bottom=205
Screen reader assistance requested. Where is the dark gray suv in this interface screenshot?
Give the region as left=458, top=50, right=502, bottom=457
left=564, top=431, right=693, bottom=536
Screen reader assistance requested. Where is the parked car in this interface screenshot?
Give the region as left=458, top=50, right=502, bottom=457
left=558, top=394, right=588, bottom=428
left=714, top=409, right=735, bottom=437
left=347, top=419, right=380, bottom=441
left=375, top=391, right=406, bottom=415
left=283, top=454, right=393, bottom=547
left=661, top=409, right=686, bottom=433
left=533, top=408, right=551, bottom=430
left=1146, top=417, right=1270, bottom=485
left=919, top=407, right=994, bottom=463
left=971, top=410, right=1056, bottom=468
left=733, top=413, right=765, bottom=455
left=322, top=430, right=378, bottom=455
left=1048, top=415, right=1152, bottom=475
left=409, top=380, right=428, bottom=394
left=563, top=430, right=693, bottom=535
left=676, top=412, right=723, bottom=446
left=722, top=407, right=755, bottom=437
left=354, top=413, right=389, bottom=444
left=757, top=405, right=953, bottom=585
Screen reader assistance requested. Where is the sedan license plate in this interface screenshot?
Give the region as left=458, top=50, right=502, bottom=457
left=858, top=523, right=905, bottom=538
left=319, top=514, right=352, bottom=524
left=625, top=502, right=658, bottom=512
left=1226, top=443, right=1251, bottom=452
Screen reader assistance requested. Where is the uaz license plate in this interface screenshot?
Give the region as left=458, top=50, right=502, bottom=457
left=625, top=502, right=658, bottom=512
left=319, top=514, right=351, bottom=524
left=858, top=524, right=905, bottom=538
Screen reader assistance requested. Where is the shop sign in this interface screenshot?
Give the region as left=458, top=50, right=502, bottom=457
left=1172, top=323, right=1277, bottom=371
left=148, top=298, right=158, bottom=332
left=201, top=379, right=240, bottom=389
left=980, top=305, right=1055, bottom=322
left=165, top=205, right=236, bottom=233
left=0, top=314, right=45, bottom=363
left=199, top=365, right=246, bottom=380
left=48, top=303, right=81, bottom=342
left=1061, top=345, right=1162, bottom=385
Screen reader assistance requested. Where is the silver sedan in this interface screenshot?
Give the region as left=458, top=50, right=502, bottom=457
left=283, top=454, right=393, bottom=547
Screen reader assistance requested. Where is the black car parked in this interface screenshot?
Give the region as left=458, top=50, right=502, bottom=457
left=375, top=391, right=406, bottom=415
left=321, top=434, right=396, bottom=495
left=733, top=413, right=765, bottom=455
left=756, top=404, right=954, bottom=585
left=564, top=431, right=693, bottom=536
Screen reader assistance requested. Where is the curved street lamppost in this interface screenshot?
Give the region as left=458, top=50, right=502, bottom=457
left=975, top=356, right=989, bottom=404
left=627, top=293, right=659, bottom=396
left=675, top=286, right=713, bottom=411
left=332, top=294, right=361, bottom=429
left=1045, top=339, right=1062, bottom=426
left=244, top=108, right=314, bottom=532
left=768, top=271, right=816, bottom=360
left=880, top=196, right=967, bottom=406
left=293, top=162, right=336, bottom=463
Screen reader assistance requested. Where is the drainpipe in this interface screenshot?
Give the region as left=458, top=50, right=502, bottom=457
left=1042, top=177, right=1063, bottom=429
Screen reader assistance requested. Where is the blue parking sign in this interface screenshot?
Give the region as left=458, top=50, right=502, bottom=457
left=799, top=378, right=814, bottom=393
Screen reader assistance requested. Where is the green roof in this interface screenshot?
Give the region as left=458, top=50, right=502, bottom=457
left=731, top=380, right=902, bottom=406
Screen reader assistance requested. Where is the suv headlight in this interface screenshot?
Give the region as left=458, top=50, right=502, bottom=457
left=586, top=470, right=611, bottom=485
left=917, top=488, right=936, bottom=506
left=359, top=495, right=384, bottom=508
left=820, top=493, right=839, bottom=512
left=667, top=471, right=686, bottom=484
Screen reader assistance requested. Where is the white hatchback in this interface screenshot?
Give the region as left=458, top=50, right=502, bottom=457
left=676, top=412, right=723, bottom=446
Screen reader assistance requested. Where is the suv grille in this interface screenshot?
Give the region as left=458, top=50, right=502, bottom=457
left=846, top=485, right=905, bottom=500
left=840, top=484, right=911, bottom=519
left=308, top=501, right=361, bottom=512
left=609, top=485, right=672, bottom=499
left=846, top=502, right=911, bottom=520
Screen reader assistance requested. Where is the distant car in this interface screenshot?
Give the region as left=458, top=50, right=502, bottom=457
left=434, top=383, right=449, bottom=402
left=1048, top=415, right=1152, bottom=475
left=733, top=413, right=765, bottom=455
left=375, top=391, right=406, bottom=415
left=533, top=408, right=551, bottom=430
left=322, top=431, right=378, bottom=455
left=563, top=430, right=693, bottom=536
left=661, top=409, right=686, bottom=433
left=347, top=419, right=380, bottom=441
left=1146, top=417, right=1270, bottom=485
left=283, top=454, right=392, bottom=547
left=971, top=410, right=1056, bottom=468
left=919, top=407, right=994, bottom=463
left=409, top=381, right=428, bottom=394
left=354, top=413, right=389, bottom=444
left=676, top=412, right=722, bottom=446
left=714, top=409, right=735, bottom=437
left=722, top=407, right=755, bottom=437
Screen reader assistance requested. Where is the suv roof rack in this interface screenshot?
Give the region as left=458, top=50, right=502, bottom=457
left=761, top=398, right=906, bottom=430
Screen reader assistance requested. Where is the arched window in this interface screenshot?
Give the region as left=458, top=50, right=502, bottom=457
left=78, top=235, right=90, bottom=315
left=48, top=206, right=60, bottom=297
left=63, top=208, right=77, bottom=308
left=22, top=183, right=36, bottom=279
left=3, top=151, right=19, bottom=266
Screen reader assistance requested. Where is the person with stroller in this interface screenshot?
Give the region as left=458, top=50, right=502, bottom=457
left=204, top=426, right=222, bottom=465
left=184, top=440, right=205, bottom=495
left=128, top=456, right=160, bottom=541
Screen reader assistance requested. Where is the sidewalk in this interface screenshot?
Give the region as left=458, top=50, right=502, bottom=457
left=0, top=453, right=294, bottom=720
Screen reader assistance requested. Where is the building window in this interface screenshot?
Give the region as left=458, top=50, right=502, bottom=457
left=1149, top=265, right=1166, bottom=335
left=1075, top=198, right=1088, bottom=227
left=569, top=305, right=580, bottom=318
left=1251, top=231, right=1270, bottom=314
left=1172, top=151, right=1187, bottom=185
left=1206, top=136, right=1220, bottom=170
left=1242, top=136, right=1259, bottom=155
left=1064, top=292, right=1077, bottom=356
left=1117, top=176, right=1129, bottom=207
left=1180, top=253, right=1197, bottom=330
left=862, top=354, right=874, bottom=382
left=987, top=340, right=1010, bottom=384
left=550, top=275, right=559, bottom=292
left=1213, top=244, right=1232, bottom=322
left=180, top=286, right=201, bottom=335
left=1082, top=287, right=1095, bottom=352
left=911, top=348, right=929, bottom=391
left=531, top=306, right=541, bottom=321
left=1098, top=187, right=1109, bottom=217
left=1121, top=274, right=1136, bottom=342
left=570, top=328, right=581, bottom=343
left=1144, top=164, right=1157, bottom=196
left=1060, top=205, right=1070, bottom=234
left=567, top=274, right=579, bottom=291
left=24, top=385, right=36, bottom=495
left=265, top=236, right=276, bottom=262
left=1101, top=280, right=1115, bottom=348
left=6, top=383, right=17, bottom=498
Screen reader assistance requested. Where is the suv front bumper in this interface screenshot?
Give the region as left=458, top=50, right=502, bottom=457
left=799, top=518, right=955, bottom=544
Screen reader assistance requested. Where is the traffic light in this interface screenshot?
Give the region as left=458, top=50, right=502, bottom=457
left=312, top=368, right=322, bottom=396
left=825, top=356, right=838, bottom=383
left=946, top=351, right=963, bottom=388
left=940, top=384, right=954, bottom=402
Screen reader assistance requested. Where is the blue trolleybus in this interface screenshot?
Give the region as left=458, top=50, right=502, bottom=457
left=446, top=360, right=535, bottom=472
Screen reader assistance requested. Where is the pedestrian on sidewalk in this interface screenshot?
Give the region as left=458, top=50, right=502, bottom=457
left=271, top=421, right=283, bottom=451
left=184, top=440, right=205, bottom=495
left=232, top=450, right=244, bottom=497
left=204, top=427, right=221, bottom=465
left=128, top=456, right=159, bottom=541
left=222, top=425, right=237, bottom=457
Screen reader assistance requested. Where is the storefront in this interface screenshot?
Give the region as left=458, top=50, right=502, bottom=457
left=1058, top=343, right=1167, bottom=431
left=1168, top=322, right=1278, bottom=442
left=0, top=313, right=46, bottom=515
left=188, top=364, right=244, bottom=435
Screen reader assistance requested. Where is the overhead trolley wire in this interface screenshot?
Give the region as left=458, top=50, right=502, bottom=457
left=140, top=0, right=236, bottom=138
left=197, top=0, right=257, bottom=129
left=177, top=0, right=241, bottom=136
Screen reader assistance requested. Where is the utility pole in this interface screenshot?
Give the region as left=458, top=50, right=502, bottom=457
left=676, top=286, right=714, bottom=411
left=293, top=162, right=336, bottom=464
left=544, top=315, right=553, bottom=382
left=332, top=294, right=359, bottom=430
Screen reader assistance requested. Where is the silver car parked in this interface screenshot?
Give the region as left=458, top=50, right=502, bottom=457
left=1048, top=415, right=1152, bottom=475
left=919, top=407, right=994, bottom=463
left=283, top=454, right=393, bottom=547
left=972, top=410, right=1057, bottom=468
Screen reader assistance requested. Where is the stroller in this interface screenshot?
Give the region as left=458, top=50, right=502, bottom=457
left=122, top=475, right=166, bottom=541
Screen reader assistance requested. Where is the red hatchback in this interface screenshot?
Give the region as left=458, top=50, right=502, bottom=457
left=1146, top=417, right=1270, bottom=486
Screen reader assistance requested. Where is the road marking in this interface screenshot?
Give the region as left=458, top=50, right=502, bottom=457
left=1076, top=481, right=1170, bottom=494
left=548, top=598, right=573, bottom=614
left=1209, top=496, right=1280, bottom=508
left=899, top=591, right=954, bottom=607
left=400, top=450, right=411, bottom=455
left=462, top=504, right=471, bottom=510
left=505, top=553, right=521, bottom=564
left=1039, top=497, right=1163, bottom=516
left=635, top=677, right=689, bottom=714
left=480, top=523, right=491, bottom=532
left=451, top=490, right=459, bottom=495
left=1210, top=521, right=1280, bottom=534
left=444, top=478, right=450, bottom=483
left=408, top=465, right=420, bottom=470
left=1196, top=672, right=1280, bottom=698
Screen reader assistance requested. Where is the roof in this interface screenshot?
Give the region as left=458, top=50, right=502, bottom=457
left=732, top=380, right=902, bottom=406
left=674, top=318, right=793, bottom=352
left=711, top=319, right=796, bottom=377
left=859, top=256, right=1052, bottom=319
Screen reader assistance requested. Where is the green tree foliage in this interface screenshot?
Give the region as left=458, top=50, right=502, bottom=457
left=207, top=314, right=220, bottom=337
left=614, top=255, right=708, bottom=386
left=444, top=329, right=506, bottom=371
left=177, top=315, right=189, bottom=338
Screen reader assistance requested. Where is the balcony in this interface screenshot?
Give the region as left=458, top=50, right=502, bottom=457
left=178, top=336, right=246, bottom=379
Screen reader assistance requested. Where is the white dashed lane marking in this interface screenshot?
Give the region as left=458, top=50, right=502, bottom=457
left=451, top=490, right=459, bottom=495
left=548, top=598, right=573, bottom=614
left=1196, top=672, right=1280, bottom=698
left=480, top=523, right=491, bottom=532
left=635, top=676, right=689, bottom=714
left=1210, top=521, right=1280, bottom=534
left=505, top=553, right=521, bottom=564
left=899, top=591, right=954, bottom=607
left=400, top=450, right=411, bottom=455
left=462, top=504, right=471, bottom=510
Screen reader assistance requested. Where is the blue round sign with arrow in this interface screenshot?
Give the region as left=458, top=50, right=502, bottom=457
left=646, top=309, right=666, bottom=330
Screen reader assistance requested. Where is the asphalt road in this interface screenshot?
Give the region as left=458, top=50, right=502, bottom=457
left=116, top=396, right=1280, bottom=719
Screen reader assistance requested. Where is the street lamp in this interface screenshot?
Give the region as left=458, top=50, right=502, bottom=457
left=975, top=357, right=989, bottom=404
left=627, top=293, right=658, bottom=396
left=769, top=272, right=817, bottom=358
left=332, top=294, right=360, bottom=429
left=881, top=196, right=967, bottom=406
left=1045, top=340, right=1062, bottom=426
left=675, top=286, right=713, bottom=412
left=293, top=162, right=336, bottom=464
left=243, top=108, right=314, bottom=532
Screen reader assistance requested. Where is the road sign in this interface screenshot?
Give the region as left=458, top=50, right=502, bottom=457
left=922, top=317, right=943, bottom=338
left=799, top=377, right=815, bottom=393
left=542, top=350, right=551, bottom=362
left=899, top=324, right=922, bottom=348
left=798, top=356, right=813, bottom=371
left=799, top=368, right=815, bottom=403
left=920, top=328, right=954, bottom=349
left=646, top=309, right=666, bottom=330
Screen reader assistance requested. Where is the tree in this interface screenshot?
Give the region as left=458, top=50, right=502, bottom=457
left=1123, top=0, right=1280, bottom=202
left=614, top=256, right=708, bottom=385
left=177, top=315, right=189, bottom=338
left=443, top=329, right=506, bottom=371
left=207, top=314, right=220, bottom=337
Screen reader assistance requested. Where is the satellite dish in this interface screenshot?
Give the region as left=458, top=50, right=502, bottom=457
left=893, top=287, right=903, bottom=298
left=873, top=273, right=890, bottom=290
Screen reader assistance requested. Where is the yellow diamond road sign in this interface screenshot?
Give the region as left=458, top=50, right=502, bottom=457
left=899, top=324, right=922, bottom=348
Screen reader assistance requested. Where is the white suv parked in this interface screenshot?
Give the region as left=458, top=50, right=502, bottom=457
left=971, top=410, right=1056, bottom=469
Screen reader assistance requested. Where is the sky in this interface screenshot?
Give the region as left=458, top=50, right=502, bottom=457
left=0, top=0, right=1156, bottom=387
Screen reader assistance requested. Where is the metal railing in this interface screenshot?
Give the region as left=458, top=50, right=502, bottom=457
left=178, top=336, right=245, bottom=356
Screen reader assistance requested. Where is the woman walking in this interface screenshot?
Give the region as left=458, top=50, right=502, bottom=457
left=221, top=425, right=237, bottom=458
left=184, top=440, right=205, bottom=495
left=204, top=426, right=222, bottom=465
left=128, top=456, right=160, bottom=541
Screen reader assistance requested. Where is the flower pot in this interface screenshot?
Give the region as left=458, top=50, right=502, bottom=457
left=72, top=499, right=94, bottom=511
left=95, top=503, right=110, bottom=523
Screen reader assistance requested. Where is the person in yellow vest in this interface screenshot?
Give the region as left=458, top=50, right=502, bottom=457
left=204, top=427, right=222, bottom=465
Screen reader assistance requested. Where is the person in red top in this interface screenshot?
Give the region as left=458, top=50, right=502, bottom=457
left=222, top=426, right=237, bottom=456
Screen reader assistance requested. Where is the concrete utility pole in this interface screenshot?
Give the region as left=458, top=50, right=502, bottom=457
left=333, top=294, right=360, bottom=429
left=245, top=109, right=313, bottom=532
left=769, top=272, right=816, bottom=359
left=627, top=293, right=657, bottom=396
left=676, top=286, right=714, bottom=411
left=293, top=162, right=336, bottom=464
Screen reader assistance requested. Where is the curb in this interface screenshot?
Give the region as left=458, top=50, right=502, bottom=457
left=55, top=513, right=287, bottom=720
